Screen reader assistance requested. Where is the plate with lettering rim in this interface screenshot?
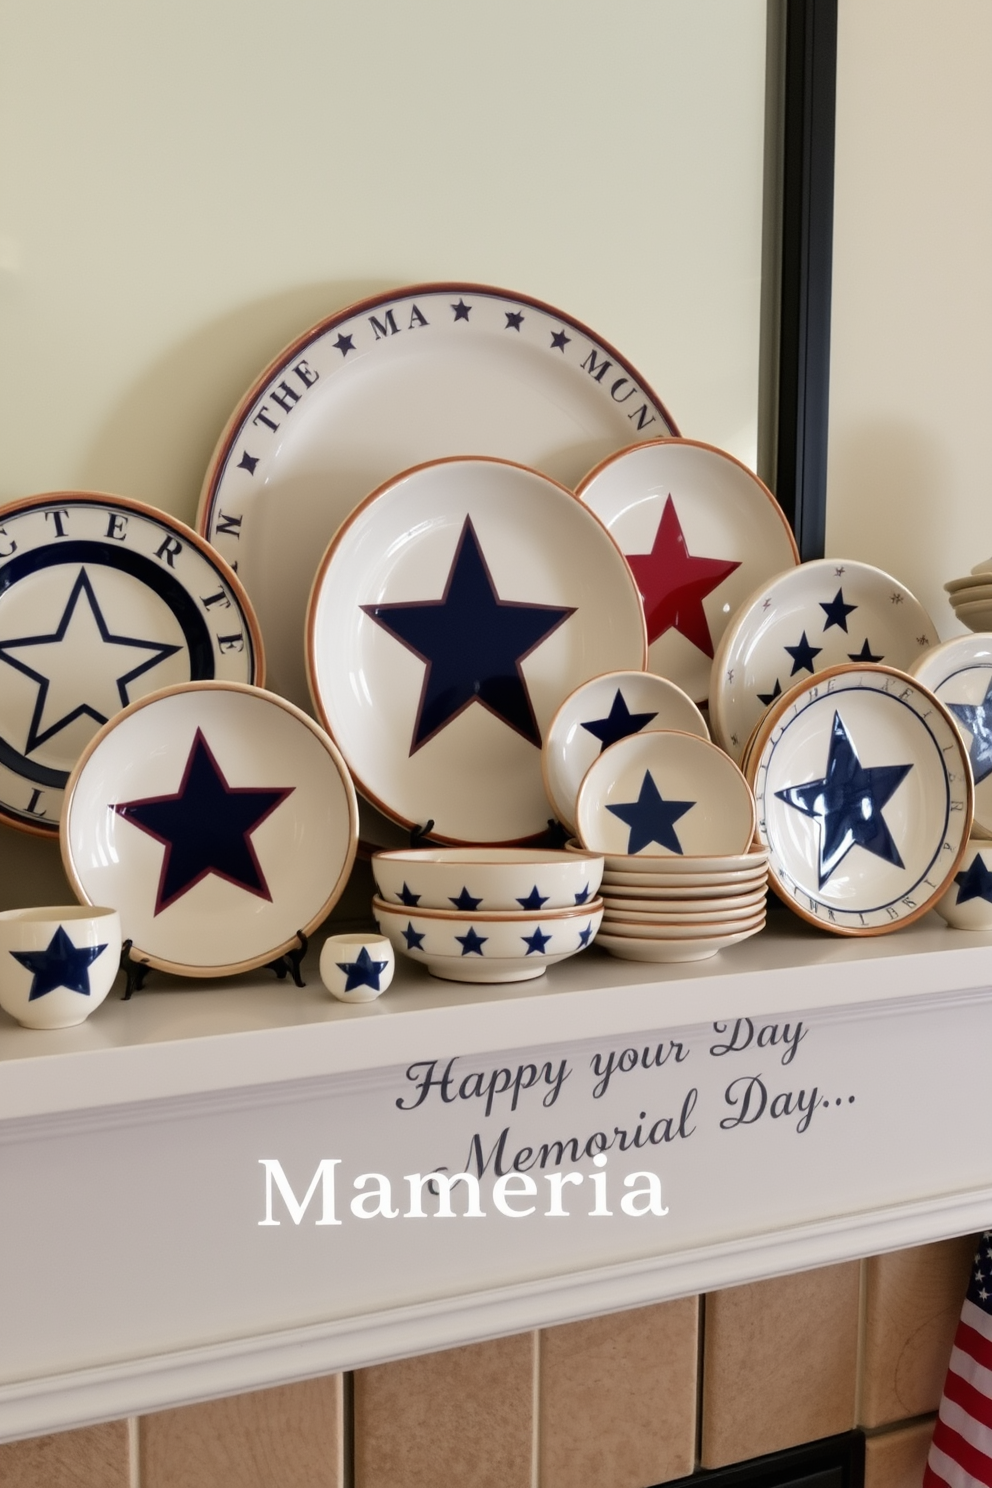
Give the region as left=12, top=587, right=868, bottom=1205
left=61, top=681, right=358, bottom=977
left=0, top=492, right=263, bottom=837
left=747, top=664, right=972, bottom=936
left=575, top=439, right=799, bottom=703
left=596, top=924, right=764, bottom=962
left=198, top=282, right=676, bottom=712
left=709, top=558, right=936, bottom=764
left=306, top=456, right=647, bottom=845
left=542, top=669, right=708, bottom=833
left=908, top=635, right=992, bottom=838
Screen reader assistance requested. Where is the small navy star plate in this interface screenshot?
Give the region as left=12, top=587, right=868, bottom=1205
left=908, top=635, right=992, bottom=838
left=372, top=847, right=603, bottom=912
left=576, top=439, right=799, bottom=703
left=0, top=492, right=263, bottom=837
left=198, top=283, right=675, bottom=711
left=574, top=731, right=756, bottom=859
left=307, top=456, right=647, bottom=844
left=61, top=682, right=358, bottom=976
left=543, top=669, right=708, bottom=833
left=747, top=664, right=972, bottom=935
left=710, top=557, right=936, bottom=764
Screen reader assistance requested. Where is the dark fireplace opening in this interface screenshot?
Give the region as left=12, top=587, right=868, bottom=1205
left=656, top=1432, right=866, bottom=1488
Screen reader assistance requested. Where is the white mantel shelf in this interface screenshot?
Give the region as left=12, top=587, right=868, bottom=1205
left=1, top=909, right=991, bottom=1442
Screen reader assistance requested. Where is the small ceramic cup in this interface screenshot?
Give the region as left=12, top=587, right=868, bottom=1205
left=934, top=841, right=992, bottom=930
left=0, top=906, right=121, bottom=1029
left=319, top=933, right=395, bottom=1003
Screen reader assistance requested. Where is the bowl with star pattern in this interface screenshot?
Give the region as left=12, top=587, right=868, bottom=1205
left=0, top=905, right=121, bottom=1029
left=372, top=897, right=604, bottom=983
left=934, top=841, right=992, bottom=929
left=371, top=847, right=603, bottom=912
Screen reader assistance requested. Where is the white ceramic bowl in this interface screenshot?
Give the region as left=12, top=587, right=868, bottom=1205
left=933, top=841, right=992, bottom=929
left=372, top=897, right=604, bottom=983
left=0, top=906, right=121, bottom=1029
left=319, top=932, right=395, bottom=1002
left=372, top=847, right=603, bottom=912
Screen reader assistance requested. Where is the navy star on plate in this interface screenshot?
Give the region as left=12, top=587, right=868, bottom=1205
left=0, top=568, right=181, bottom=753
left=401, top=922, right=426, bottom=950
left=115, top=729, right=293, bottom=914
left=784, top=631, right=822, bottom=676
left=517, top=886, right=548, bottom=910
left=574, top=884, right=592, bottom=904
left=336, top=944, right=389, bottom=991
left=505, top=310, right=524, bottom=330
left=820, top=588, right=857, bottom=632
left=550, top=329, right=570, bottom=351
left=948, top=677, right=992, bottom=785
left=451, top=299, right=472, bottom=321
left=578, top=923, right=594, bottom=946
left=450, top=886, right=482, bottom=911
left=456, top=927, right=487, bottom=955
left=397, top=881, right=421, bottom=906
left=580, top=690, right=658, bottom=752
left=11, top=924, right=107, bottom=1001
left=774, top=711, right=913, bottom=888
left=848, top=638, right=884, bottom=663
left=363, top=517, right=574, bottom=752
left=333, top=333, right=355, bottom=356
left=606, top=769, right=694, bottom=855
left=757, top=679, right=783, bottom=708
left=237, top=451, right=259, bottom=475
left=522, top=926, right=552, bottom=954
left=954, top=855, right=992, bottom=904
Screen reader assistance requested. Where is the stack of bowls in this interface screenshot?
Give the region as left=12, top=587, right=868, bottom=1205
left=945, top=560, right=992, bottom=631
left=372, top=847, right=604, bottom=983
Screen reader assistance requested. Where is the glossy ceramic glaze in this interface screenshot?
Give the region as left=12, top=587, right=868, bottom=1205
left=933, top=840, right=992, bottom=929
left=909, top=635, right=992, bottom=836
left=596, top=924, right=763, bottom=962
left=0, top=905, right=121, bottom=1029
left=601, top=890, right=766, bottom=919
left=599, top=875, right=767, bottom=899
left=319, top=933, right=395, bottom=1003
left=372, top=897, right=604, bottom=983
left=372, top=847, right=603, bottom=911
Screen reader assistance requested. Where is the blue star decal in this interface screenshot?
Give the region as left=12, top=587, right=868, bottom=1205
left=450, top=886, right=482, bottom=911
left=522, top=926, right=552, bottom=954
left=336, top=944, right=389, bottom=991
left=115, top=730, right=293, bottom=913
left=606, top=770, right=694, bottom=855
left=578, top=923, right=594, bottom=946
left=820, top=588, right=857, bottom=632
left=580, top=690, right=658, bottom=752
left=333, top=333, right=355, bottom=356
left=397, top=881, right=421, bottom=906
left=848, top=638, right=884, bottom=663
left=363, top=517, right=574, bottom=751
left=401, top=922, right=426, bottom=950
left=954, top=856, right=992, bottom=904
left=451, top=299, right=472, bottom=321
left=517, top=886, right=548, bottom=910
left=784, top=631, right=822, bottom=676
left=550, top=329, right=570, bottom=351
left=505, top=311, right=524, bottom=330
left=11, top=924, right=107, bottom=1001
left=757, top=679, right=783, bottom=707
left=237, top=451, right=259, bottom=475
left=574, top=885, right=592, bottom=904
left=455, top=927, right=487, bottom=956
left=775, top=711, right=913, bottom=887
left=948, top=678, right=992, bottom=785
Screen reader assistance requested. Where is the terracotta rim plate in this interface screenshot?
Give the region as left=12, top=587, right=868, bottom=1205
left=575, top=730, right=755, bottom=858
left=0, top=492, right=262, bottom=837
left=908, top=635, right=992, bottom=836
left=576, top=439, right=798, bottom=703
left=601, top=875, right=766, bottom=898
left=602, top=890, right=767, bottom=917
left=62, top=682, right=358, bottom=976
left=710, top=558, right=936, bottom=763
left=307, top=456, right=647, bottom=844
left=748, top=664, right=972, bottom=935
left=198, top=282, right=676, bottom=711
left=596, top=924, right=763, bottom=962
left=601, top=912, right=766, bottom=940
left=543, top=669, right=708, bottom=832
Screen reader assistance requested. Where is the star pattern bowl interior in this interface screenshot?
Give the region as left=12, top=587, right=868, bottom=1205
left=372, top=847, right=603, bottom=912
left=372, top=896, right=604, bottom=983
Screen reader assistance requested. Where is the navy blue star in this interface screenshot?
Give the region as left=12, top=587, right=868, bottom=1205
left=574, top=885, right=592, bottom=904
left=522, top=926, right=552, bottom=954
left=784, top=631, right=822, bottom=676
left=948, top=678, right=992, bottom=785
left=580, top=690, right=658, bottom=752
left=450, top=886, right=482, bottom=911
left=757, top=679, right=783, bottom=707
left=516, top=886, right=548, bottom=910
left=336, top=944, right=389, bottom=991
left=363, top=517, right=574, bottom=751
left=578, top=923, right=594, bottom=946
left=820, top=588, right=857, bottom=632
left=401, top=922, right=426, bottom=950
left=451, top=299, right=472, bottom=321
left=333, top=333, right=355, bottom=356
left=606, top=770, right=694, bottom=855
left=397, top=881, right=421, bottom=906
left=237, top=451, right=259, bottom=475
left=775, top=711, right=912, bottom=887
left=550, top=330, right=570, bottom=351
left=848, top=638, right=884, bottom=663
left=954, top=856, right=992, bottom=905
left=115, top=730, right=293, bottom=913
left=505, top=311, right=524, bottom=330
left=11, top=924, right=107, bottom=1001
left=456, top=927, right=487, bottom=956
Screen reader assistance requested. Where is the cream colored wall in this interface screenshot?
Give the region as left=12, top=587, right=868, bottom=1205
left=828, top=0, right=992, bottom=634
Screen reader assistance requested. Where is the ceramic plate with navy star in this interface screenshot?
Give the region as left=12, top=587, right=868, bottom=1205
left=198, top=283, right=675, bottom=713
left=61, top=682, right=358, bottom=975
left=306, top=457, right=647, bottom=844
left=0, top=493, right=263, bottom=837
left=710, top=558, right=936, bottom=764
left=909, top=635, right=992, bottom=837
left=748, top=664, right=972, bottom=935
left=576, top=440, right=799, bottom=704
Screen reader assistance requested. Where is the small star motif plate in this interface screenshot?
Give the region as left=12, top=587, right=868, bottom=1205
left=575, top=439, right=799, bottom=703
left=61, top=682, right=358, bottom=976
left=306, top=457, right=647, bottom=844
left=908, top=635, right=992, bottom=838
left=198, top=282, right=675, bottom=711
left=747, top=664, right=972, bottom=935
left=710, top=558, right=936, bottom=763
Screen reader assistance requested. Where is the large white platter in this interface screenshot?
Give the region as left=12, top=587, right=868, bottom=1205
left=0, top=493, right=262, bottom=836
left=909, top=634, right=992, bottom=837
left=307, top=457, right=647, bottom=845
left=576, top=439, right=798, bottom=703
left=198, top=283, right=676, bottom=711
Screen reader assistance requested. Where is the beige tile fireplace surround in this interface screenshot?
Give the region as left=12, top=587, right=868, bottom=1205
left=0, top=1235, right=972, bottom=1488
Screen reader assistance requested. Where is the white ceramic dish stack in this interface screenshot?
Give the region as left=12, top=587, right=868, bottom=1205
left=944, top=561, right=992, bottom=632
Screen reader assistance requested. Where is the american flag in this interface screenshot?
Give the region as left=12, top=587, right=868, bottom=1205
left=925, top=1231, right=992, bottom=1488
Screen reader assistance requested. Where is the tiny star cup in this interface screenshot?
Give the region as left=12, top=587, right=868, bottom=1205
left=0, top=905, right=121, bottom=1029
left=934, top=841, right=992, bottom=930
left=320, top=933, right=395, bottom=1003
